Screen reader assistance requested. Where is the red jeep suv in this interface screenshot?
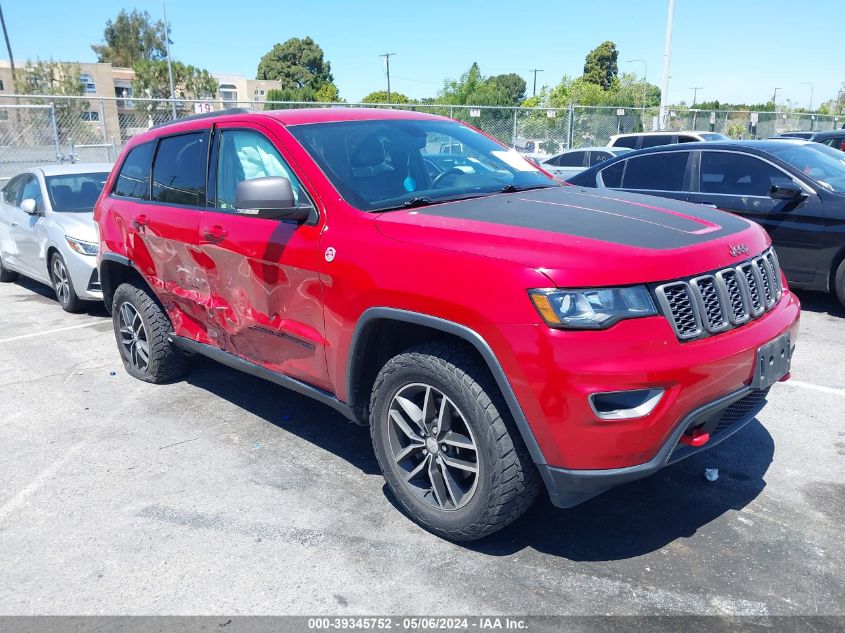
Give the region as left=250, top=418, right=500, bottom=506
left=95, top=108, right=800, bottom=541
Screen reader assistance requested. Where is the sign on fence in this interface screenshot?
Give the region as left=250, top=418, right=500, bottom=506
left=546, top=110, right=556, bottom=118
left=194, top=102, right=214, bottom=114
left=469, top=109, right=481, bottom=118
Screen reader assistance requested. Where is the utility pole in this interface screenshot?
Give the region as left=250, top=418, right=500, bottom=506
left=529, top=69, right=543, bottom=97
left=772, top=87, right=781, bottom=109
left=659, top=0, right=675, bottom=130
left=380, top=53, right=395, bottom=103
left=0, top=2, right=15, bottom=85
left=162, top=0, right=177, bottom=118
left=801, top=82, right=814, bottom=112
left=690, top=86, right=702, bottom=107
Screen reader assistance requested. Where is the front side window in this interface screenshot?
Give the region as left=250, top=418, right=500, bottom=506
left=700, top=152, right=793, bottom=196
left=215, top=129, right=307, bottom=210
left=47, top=173, right=109, bottom=212
left=114, top=142, right=154, bottom=200
left=151, top=132, right=208, bottom=206
left=287, top=119, right=557, bottom=211
left=20, top=176, right=44, bottom=211
left=622, top=152, right=690, bottom=190
left=768, top=143, right=845, bottom=192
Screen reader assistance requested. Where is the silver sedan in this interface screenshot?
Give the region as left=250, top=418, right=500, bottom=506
left=0, top=163, right=112, bottom=312
left=541, top=147, right=632, bottom=180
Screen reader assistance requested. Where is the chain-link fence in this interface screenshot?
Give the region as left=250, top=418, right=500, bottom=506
left=2, top=94, right=843, bottom=183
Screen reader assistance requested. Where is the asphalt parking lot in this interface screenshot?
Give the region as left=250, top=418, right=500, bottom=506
left=0, top=277, right=843, bottom=616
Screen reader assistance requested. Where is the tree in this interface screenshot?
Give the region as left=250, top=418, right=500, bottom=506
left=13, top=59, right=92, bottom=142
left=315, top=83, right=340, bottom=103
left=257, top=37, right=335, bottom=92
left=264, top=87, right=317, bottom=105
left=132, top=60, right=217, bottom=113
left=486, top=73, right=526, bottom=106
left=583, top=41, right=618, bottom=90
left=361, top=90, right=410, bottom=104
left=91, top=9, right=167, bottom=67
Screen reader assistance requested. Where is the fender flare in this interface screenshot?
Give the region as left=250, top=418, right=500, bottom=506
left=347, top=307, right=548, bottom=466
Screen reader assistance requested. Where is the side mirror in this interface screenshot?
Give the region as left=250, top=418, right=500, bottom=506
left=769, top=184, right=806, bottom=201
left=234, top=176, right=311, bottom=222
left=20, top=198, right=39, bottom=215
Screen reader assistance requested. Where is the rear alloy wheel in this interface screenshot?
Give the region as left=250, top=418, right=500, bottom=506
left=370, top=342, right=541, bottom=541
left=0, top=253, right=18, bottom=282
left=50, top=253, right=84, bottom=313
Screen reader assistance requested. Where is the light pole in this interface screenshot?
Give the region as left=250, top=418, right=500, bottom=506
left=801, top=82, right=814, bottom=112
left=0, top=2, right=15, bottom=85
left=659, top=0, right=676, bottom=130
left=626, top=59, right=648, bottom=110
left=529, top=69, right=544, bottom=97
left=772, top=87, right=781, bottom=109
left=162, top=0, right=176, bottom=118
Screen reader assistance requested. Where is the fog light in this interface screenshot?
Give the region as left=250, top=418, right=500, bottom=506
left=589, top=389, right=665, bottom=421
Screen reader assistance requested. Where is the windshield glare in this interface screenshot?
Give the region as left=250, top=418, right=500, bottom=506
left=287, top=119, right=557, bottom=211
left=46, top=172, right=109, bottom=212
left=770, top=144, right=845, bottom=192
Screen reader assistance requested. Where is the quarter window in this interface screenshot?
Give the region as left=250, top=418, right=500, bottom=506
left=215, top=129, right=306, bottom=210
left=151, top=132, right=208, bottom=207
left=599, top=160, right=625, bottom=187
left=700, top=152, right=792, bottom=197
left=2, top=175, right=24, bottom=205
left=114, top=142, right=155, bottom=200
left=622, top=152, right=689, bottom=190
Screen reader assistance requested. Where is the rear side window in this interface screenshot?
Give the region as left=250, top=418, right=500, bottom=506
left=622, top=152, right=689, bottom=190
left=599, top=160, right=625, bottom=187
left=151, top=132, right=208, bottom=207
left=557, top=151, right=586, bottom=167
left=114, top=142, right=154, bottom=200
left=640, top=135, right=675, bottom=148
left=589, top=151, right=612, bottom=166
left=612, top=136, right=638, bottom=149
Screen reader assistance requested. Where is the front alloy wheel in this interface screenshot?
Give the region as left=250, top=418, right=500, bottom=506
left=388, top=383, right=479, bottom=510
left=118, top=301, right=150, bottom=373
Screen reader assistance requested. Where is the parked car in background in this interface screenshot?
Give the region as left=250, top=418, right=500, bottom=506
left=96, top=108, right=799, bottom=541
left=567, top=140, right=845, bottom=306
left=0, top=164, right=112, bottom=311
left=540, top=147, right=631, bottom=178
left=772, top=131, right=845, bottom=150
left=774, top=132, right=815, bottom=140
left=608, top=130, right=729, bottom=149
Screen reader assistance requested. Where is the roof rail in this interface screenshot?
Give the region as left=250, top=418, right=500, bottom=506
left=149, top=107, right=253, bottom=131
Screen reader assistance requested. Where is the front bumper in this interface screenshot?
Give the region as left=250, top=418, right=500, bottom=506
left=538, top=385, right=769, bottom=508
left=63, top=246, right=102, bottom=301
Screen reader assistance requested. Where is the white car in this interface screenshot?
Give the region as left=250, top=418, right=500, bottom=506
left=607, top=131, right=729, bottom=149
left=0, top=163, right=112, bottom=312
left=541, top=147, right=632, bottom=179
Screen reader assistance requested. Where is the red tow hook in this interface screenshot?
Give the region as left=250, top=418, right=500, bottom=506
left=680, top=429, right=710, bottom=447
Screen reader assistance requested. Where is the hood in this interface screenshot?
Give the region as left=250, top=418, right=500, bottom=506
left=52, top=211, right=98, bottom=243
left=374, top=186, right=768, bottom=287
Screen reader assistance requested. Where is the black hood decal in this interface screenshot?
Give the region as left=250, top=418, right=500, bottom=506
left=416, top=187, right=750, bottom=249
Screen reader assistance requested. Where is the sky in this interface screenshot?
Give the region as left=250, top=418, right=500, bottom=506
left=1, top=0, right=842, bottom=108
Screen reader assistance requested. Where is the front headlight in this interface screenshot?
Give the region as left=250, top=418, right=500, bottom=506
left=529, top=286, right=657, bottom=329
left=65, top=236, right=98, bottom=256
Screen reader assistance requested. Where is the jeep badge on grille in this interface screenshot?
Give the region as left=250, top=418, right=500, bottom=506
left=729, top=243, right=750, bottom=257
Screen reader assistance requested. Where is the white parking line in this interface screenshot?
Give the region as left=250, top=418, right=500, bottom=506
left=0, top=321, right=104, bottom=345
left=784, top=379, right=845, bottom=398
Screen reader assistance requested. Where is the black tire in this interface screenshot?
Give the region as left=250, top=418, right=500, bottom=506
left=111, top=282, right=189, bottom=383
left=835, top=259, right=845, bottom=309
left=0, top=252, right=19, bottom=282
left=369, top=341, right=541, bottom=541
left=50, top=252, right=84, bottom=313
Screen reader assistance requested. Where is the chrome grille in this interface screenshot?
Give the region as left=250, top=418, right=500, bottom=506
left=655, top=248, right=783, bottom=342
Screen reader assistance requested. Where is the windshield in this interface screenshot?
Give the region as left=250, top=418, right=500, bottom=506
left=46, top=172, right=109, bottom=212
left=769, top=144, right=845, bottom=192
left=287, top=119, right=557, bottom=211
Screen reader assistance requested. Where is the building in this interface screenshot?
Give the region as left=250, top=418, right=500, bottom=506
left=0, top=60, right=284, bottom=146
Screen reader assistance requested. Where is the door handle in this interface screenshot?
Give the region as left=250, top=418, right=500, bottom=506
left=132, top=214, right=149, bottom=229
left=10, top=221, right=18, bottom=227
left=201, top=224, right=228, bottom=241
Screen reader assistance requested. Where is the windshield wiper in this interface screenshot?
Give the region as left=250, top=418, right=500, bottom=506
left=403, top=196, right=435, bottom=208
left=499, top=183, right=556, bottom=193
